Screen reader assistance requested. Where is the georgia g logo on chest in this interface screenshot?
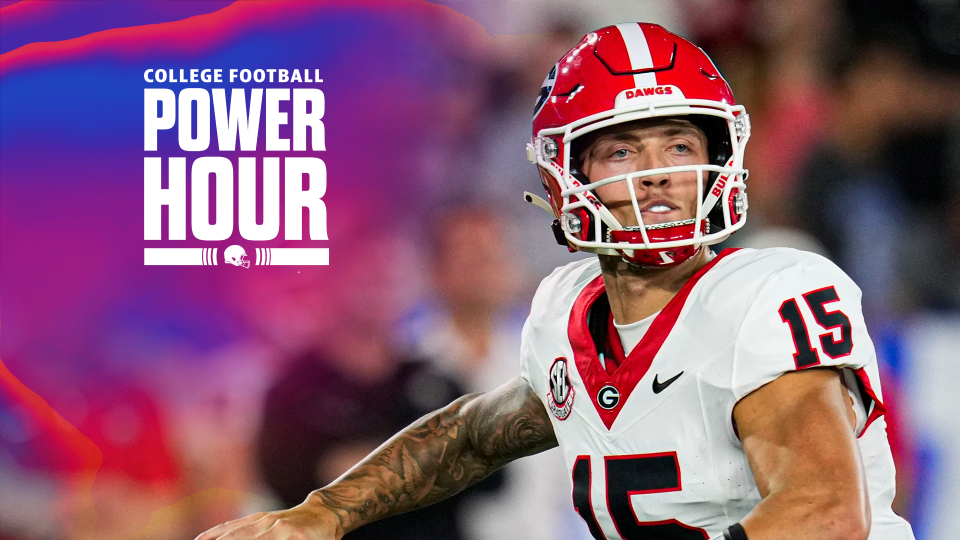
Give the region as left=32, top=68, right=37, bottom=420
left=547, top=357, right=576, bottom=420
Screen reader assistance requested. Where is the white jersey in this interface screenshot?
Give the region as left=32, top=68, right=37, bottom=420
left=519, top=248, right=914, bottom=540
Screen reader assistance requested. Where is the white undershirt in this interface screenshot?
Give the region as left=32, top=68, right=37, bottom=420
left=613, top=311, right=660, bottom=355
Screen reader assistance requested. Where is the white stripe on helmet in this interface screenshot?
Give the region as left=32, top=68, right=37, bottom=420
left=615, top=23, right=657, bottom=88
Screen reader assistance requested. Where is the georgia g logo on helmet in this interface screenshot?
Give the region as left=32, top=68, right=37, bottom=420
left=525, top=23, right=751, bottom=269
left=533, top=64, right=557, bottom=118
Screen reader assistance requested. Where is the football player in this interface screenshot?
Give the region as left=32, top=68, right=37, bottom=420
left=197, top=23, right=915, bottom=540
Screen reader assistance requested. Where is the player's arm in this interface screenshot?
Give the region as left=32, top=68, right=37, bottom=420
left=733, top=368, right=870, bottom=540
left=195, top=376, right=557, bottom=540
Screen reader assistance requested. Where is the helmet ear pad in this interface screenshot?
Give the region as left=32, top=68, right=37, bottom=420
left=564, top=140, right=606, bottom=243
left=688, top=115, right=731, bottom=167
left=688, top=115, right=734, bottom=233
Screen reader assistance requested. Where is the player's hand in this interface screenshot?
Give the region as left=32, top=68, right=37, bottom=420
left=194, top=499, right=343, bottom=540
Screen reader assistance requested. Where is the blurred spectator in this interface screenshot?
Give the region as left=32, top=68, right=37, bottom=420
left=474, top=23, right=595, bottom=286
left=400, top=203, right=594, bottom=540
left=795, top=2, right=960, bottom=320
left=258, top=348, right=469, bottom=540
left=253, top=226, right=501, bottom=540
left=405, top=204, right=523, bottom=391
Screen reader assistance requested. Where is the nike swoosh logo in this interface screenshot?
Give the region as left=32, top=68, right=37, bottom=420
left=652, top=371, right=684, bottom=394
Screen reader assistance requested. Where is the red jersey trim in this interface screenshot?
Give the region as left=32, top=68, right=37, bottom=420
left=854, top=367, right=886, bottom=437
left=568, top=249, right=740, bottom=430
left=606, top=311, right=624, bottom=374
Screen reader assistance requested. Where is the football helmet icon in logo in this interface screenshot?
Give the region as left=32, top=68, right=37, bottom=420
left=224, top=245, right=250, bottom=268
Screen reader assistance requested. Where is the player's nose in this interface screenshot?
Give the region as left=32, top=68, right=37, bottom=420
left=635, top=147, right=670, bottom=188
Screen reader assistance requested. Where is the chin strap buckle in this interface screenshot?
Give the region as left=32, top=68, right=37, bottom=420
left=734, top=113, right=751, bottom=139
left=527, top=138, right=559, bottom=163
left=523, top=191, right=556, bottom=217
left=734, top=191, right=748, bottom=214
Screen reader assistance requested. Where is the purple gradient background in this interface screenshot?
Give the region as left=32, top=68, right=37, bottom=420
left=1, top=0, right=482, bottom=509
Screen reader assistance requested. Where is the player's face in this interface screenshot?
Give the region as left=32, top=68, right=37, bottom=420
left=579, top=118, right=708, bottom=227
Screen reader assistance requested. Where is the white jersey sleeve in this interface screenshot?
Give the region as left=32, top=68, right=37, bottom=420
left=519, top=314, right=538, bottom=389
left=520, top=258, right=600, bottom=395
left=731, top=251, right=883, bottom=433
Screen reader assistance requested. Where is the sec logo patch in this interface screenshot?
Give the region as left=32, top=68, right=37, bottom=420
left=547, top=357, right=575, bottom=420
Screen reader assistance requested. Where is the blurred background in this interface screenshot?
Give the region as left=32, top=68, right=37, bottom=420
left=1, top=0, right=958, bottom=539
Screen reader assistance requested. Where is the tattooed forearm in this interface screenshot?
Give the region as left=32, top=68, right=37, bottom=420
left=307, top=377, right=557, bottom=535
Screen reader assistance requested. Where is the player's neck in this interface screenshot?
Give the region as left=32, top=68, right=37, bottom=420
left=598, top=249, right=712, bottom=325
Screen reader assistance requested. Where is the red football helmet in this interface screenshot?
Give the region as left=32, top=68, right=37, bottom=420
left=526, top=23, right=750, bottom=268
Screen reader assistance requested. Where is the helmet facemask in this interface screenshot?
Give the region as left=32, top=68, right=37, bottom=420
left=530, top=102, right=750, bottom=268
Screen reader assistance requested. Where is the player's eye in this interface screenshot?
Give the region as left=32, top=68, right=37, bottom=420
left=674, top=143, right=689, bottom=153
left=612, top=148, right=630, bottom=159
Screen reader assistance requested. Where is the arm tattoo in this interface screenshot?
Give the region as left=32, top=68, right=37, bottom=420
left=309, top=378, right=557, bottom=534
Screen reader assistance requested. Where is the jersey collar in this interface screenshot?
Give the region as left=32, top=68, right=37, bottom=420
left=568, top=249, right=740, bottom=429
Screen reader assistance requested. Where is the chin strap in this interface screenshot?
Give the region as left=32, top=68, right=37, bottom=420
left=523, top=191, right=556, bottom=217
left=607, top=219, right=708, bottom=268
left=525, top=192, right=573, bottom=248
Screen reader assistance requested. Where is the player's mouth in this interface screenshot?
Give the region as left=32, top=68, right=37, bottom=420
left=639, top=199, right=679, bottom=214
left=636, top=199, right=681, bottom=225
